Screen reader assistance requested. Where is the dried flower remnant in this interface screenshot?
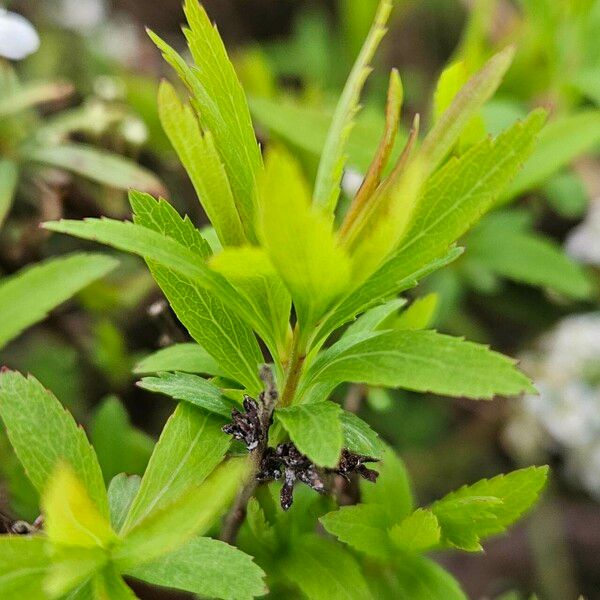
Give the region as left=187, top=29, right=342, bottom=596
left=257, top=443, right=326, bottom=510
left=223, top=383, right=380, bottom=510
left=222, top=395, right=265, bottom=451
left=334, top=449, right=380, bottom=483
left=255, top=443, right=380, bottom=510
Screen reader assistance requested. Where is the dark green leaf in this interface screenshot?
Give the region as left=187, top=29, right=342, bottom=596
left=133, top=343, right=225, bottom=377
left=137, top=372, right=236, bottom=418
left=0, top=253, right=117, bottom=349
left=128, top=536, right=266, bottom=600
left=0, top=371, right=108, bottom=517
left=275, top=402, right=343, bottom=467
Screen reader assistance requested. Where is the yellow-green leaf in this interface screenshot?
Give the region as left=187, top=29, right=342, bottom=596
left=313, top=0, right=393, bottom=216
left=433, top=61, right=486, bottom=152
left=419, top=46, right=515, bottom=174
left=158, top=81, right=246, bottom=246
left=114, top=458, right=248, bottom=571
left=45, top=546, right=107, bottom=599
left=210, top=246, right=291, bottom=358
left=394, top=294, right=439, bottom=331
left=0, top=536, right=50, bottom=600
left=259, top=147, right=351, bottom=329
left=42, top=464, right=116, bottom=549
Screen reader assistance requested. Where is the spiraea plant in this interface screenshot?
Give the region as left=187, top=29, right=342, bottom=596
left=0, top=1, right=550, bottom=598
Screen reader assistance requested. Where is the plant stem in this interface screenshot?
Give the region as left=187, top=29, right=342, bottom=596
left=220, top=366, right=278, bottom=545
left=220, top=329, right=307, bottom=543
left=279, top=326, right=307, bottom=407
left=219, top=454, right=262, bottom=545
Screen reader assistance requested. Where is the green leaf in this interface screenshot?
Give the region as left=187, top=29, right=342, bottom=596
left=342, top=298, right=407, bottom=339
left=467, top=215, right=593, bottom=299
left=502, top=111, right=600, bottom=202
left=158, top=80, right=246, bottom=246
left=314, top=247, right=463, bottom=346
left=360, top=446, right=413, bottom=526
left=340, top=411, right=385, bottom=459
left=46, top=546, right=107, bottom=599
left=0, top=159, right=18, bottom=228
left=544, top=172, right=588, bottom=219
left=129, top=192, right=266, bottom=389
left=114, top=458, right=247, bottom=570
left=320, top=504, right=393, bottom=559
left=275, top=402, right=343, bottom=467
left=0, top=536, right=49, bottom=600
left=130, top=191, right=212, bottom=257
left=44, top=214, right=264, bottom=392
left=61, top=580, right=95, bottom=600
left=432, top=61, right=486, bottom=152
left=121, top=402, right=230, bottom=533
left=42, top=464, right=116, bottom=549
left=281, top=535, right=373, bottom=600
left=150, top=0, right=262, bottom=241
left=93, top=566, right=138, bottom=599
left=90, top=397, right=153, bottom=483
left=90, top=397, right=129, bottom=483
left=128, top=536, right=266, bottom=600
left=137, top=372, right=236, bottom=418
left=344, top=153, right=425, bottom=284
left=210, top=246, right=291, bottom=356
left=393, top=553, right=467, bottom=600
left=0, top=253, right=117, bottom=349
left=258, top=148, right=352, bottom=328
left=399, top=110, right=546, bottom=277
left=132, top=190, right=277, bottom=364
left=418, top=47, right=514, bottom=174
left=0, top=371, right=108, bottom=517
left=389, top=509, right=441, bottom=553
left=134, top=343, right=225, bottom=376
left=305, top=330, right=534, bottom=400
left=313, top=0, right=392, bottom=215
left=0, top=80, right=73, bottom=117
left=107, top=474, right=141, bottom=534
left=27, top=143, right=164, bottom=196
left=239, top=497, right=277, bottom=558
left=394, top=294, right=439, bottom=330
left=431, top=466, right=549, bottom=552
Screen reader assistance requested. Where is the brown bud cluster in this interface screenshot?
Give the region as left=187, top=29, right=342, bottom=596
left=221, top=393, right=379, bottom=511
left=222, top=395, right=264, bottom=451
left=257, top=443, right=326, bottom=510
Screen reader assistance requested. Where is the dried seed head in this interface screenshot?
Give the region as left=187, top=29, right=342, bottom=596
left=256, top=442, right=326, bottom=510
left=256, top=446, right=282, bottom=482
left=222, top=395, right=264, bottom=451
left=335, top=449, right=380, bottom=482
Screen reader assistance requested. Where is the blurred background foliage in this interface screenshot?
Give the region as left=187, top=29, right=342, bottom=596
left=0, top=0, right=599, bottom=598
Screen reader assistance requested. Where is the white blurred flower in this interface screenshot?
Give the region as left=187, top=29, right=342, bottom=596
left=566, top=444, right=600, bottom=501
left=566, top=199, right=600, bottom=266
left=93, top=75, right=127, bottom=102
left=0, top=9, right=40, bottom=61
left=96, top=18, right=141, bottom=66
left=120, top=117, right=148, bottom=146
left=504, top=313, right=600, bottom=498
left=52, top=0, right=107, bottom=32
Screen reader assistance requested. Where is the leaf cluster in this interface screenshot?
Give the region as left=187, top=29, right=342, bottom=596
left=0, top=1, right=559, bottom=598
